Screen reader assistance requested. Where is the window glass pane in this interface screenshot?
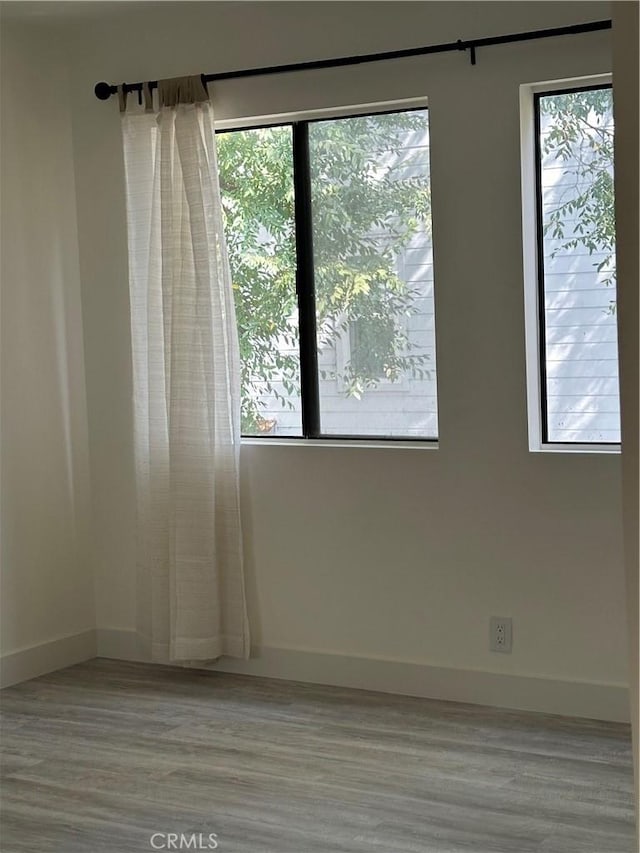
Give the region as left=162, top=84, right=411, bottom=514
left=217, top=125, right=302, bottom=436
left=309, top=109, right=438, bottom=438
left=538, top=88, right=619, bottom=443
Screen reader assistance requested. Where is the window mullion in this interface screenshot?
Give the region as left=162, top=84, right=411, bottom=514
left=292, top=121, right=321, bottom=438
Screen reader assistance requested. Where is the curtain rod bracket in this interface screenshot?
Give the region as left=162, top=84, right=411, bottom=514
left=456, top=38, right=477, bottom=65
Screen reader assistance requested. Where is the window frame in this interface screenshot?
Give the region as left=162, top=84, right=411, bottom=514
left=217, top=103, right=439, bottom=445
left=520, top=75, right=620, bottom=454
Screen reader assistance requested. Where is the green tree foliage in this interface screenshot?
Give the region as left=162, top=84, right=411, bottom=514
left=540, top=89, right=615, bottom=289
left=217, top=111, right=431, bottom=433
left=217, top=126, right=298, bottom=433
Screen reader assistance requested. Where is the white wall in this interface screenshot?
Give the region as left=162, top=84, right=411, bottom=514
left=0, top=22, right=96, bottom=683
left=612, top=0, right=639, bottom=819
left=19, top=2, right=628, bottom=715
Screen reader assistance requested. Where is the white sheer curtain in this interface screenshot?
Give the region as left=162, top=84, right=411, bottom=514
left=121, top=76, right=249, bottom=663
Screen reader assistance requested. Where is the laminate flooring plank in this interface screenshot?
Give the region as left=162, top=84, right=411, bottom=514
left=0, top=659, right=634, bottom=853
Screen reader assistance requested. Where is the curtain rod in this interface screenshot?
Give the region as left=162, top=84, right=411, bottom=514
left=94, top=19, right=611, bottom=101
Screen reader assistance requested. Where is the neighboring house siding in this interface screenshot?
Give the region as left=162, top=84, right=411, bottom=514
left=540, top=107, right=620, bottom=443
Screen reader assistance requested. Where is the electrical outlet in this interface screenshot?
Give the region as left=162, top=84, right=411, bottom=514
left=490, top=616, right=512, bottom=653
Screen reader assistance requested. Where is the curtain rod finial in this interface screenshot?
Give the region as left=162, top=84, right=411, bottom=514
left=94, top=82, right=114, bottom=101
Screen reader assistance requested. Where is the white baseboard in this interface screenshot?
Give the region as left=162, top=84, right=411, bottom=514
left=95, top=628, right=630, bottom=723
left=1, top=630, right=97, bottom=688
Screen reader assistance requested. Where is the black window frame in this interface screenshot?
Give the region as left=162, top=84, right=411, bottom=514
left=533, top=82, right=619, bottom=446
left=218, top=105, right=438, bottom=443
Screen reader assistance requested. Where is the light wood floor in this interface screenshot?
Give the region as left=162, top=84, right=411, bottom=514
left=0, top=659, right=635, bottom=853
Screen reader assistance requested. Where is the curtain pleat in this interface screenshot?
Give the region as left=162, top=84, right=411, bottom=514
left=121, top=98, right=249, bottom=663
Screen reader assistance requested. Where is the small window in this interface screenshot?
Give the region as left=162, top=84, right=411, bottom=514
left=217, top=107, right=438, bottom=441
left=533, top=84, right=620, bottom=446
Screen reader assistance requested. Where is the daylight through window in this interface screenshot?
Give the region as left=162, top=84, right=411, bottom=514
left=217, top=107, right=438, bottom=440
left=535, top=85, right=620, bottom=445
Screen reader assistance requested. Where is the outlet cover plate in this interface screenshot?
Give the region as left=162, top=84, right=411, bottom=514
left=490, top=616, right=513, bottom=653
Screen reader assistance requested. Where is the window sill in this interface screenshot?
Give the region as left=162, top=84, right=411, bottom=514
left=530, top=443, right=621, bottom=455
left=241, top=437, right=439, bottom=450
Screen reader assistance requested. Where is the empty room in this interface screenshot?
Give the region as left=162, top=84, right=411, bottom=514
left=1, top=2, right=638, bottom=852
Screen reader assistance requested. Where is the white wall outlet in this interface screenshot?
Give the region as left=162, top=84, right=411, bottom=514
left=490, top=616, right=512, bottom=653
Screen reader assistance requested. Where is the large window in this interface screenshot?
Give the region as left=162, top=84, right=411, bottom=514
left=534, top=84, right=620, bottom=446
left=217, top=107, right=438, bottom=440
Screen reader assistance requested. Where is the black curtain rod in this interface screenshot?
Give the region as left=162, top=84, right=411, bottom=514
left=94, top=19, right=611, bottom=101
